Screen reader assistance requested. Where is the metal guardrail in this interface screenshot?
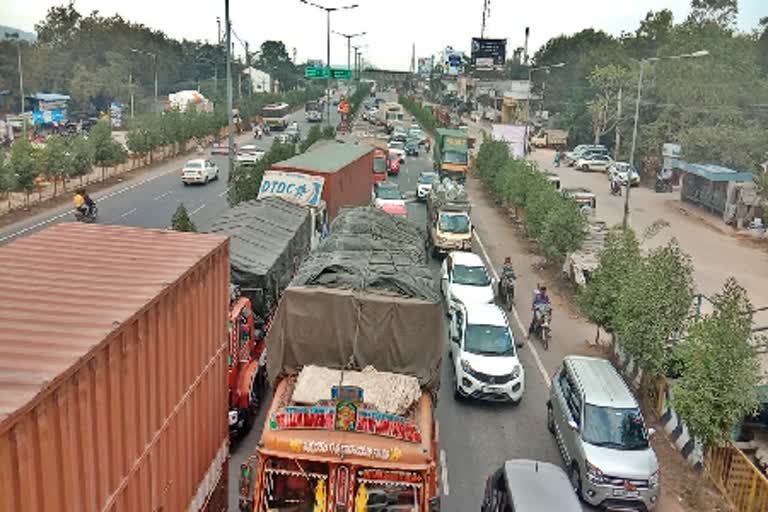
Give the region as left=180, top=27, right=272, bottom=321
left=706, top=442, right=768, bottom=512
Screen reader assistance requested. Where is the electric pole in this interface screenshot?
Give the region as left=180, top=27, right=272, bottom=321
left=481, top=0, right=490, bottom=39
left=615, top=86, right=623, bottom=159
left=225, top=0, right=234, bottom=180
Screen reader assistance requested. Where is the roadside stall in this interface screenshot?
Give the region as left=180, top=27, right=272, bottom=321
left=678, top=163, right=754, bottom=223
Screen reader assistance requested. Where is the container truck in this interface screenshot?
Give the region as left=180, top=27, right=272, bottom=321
left=433, top=128, right=470, bottom=183
left=427, top=177, right=473, bottom=256
left=0, top=223, right=230, bottom=512
left=238, top=207, right=444, bottom=512
left=210, top=196, right=313, bottom=438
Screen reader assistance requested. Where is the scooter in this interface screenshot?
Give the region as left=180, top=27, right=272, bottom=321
left=74, top=205, right=98, bottom=223
left=655, top=177, right=673, bottom=193
left=610, top=180, right=623, bottom=196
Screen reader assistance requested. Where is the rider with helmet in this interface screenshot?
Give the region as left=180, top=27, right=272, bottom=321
left=529, top=285, right=552, bottom=336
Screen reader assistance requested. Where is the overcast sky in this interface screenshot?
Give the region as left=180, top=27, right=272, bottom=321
left=1, top=0, right=764, bottom=70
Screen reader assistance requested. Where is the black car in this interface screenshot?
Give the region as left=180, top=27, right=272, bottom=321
left=405, top=139, right=419, bottom=156
left=482, top=460, right=581, bottom=512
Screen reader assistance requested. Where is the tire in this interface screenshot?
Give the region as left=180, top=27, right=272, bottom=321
left=183, top=181, right=189, bottom=186
left=547, top=403, right=555, bottom=434
left=452, top=365, right=462, bottom=400
left=215, top=170, right=220, bottom=181
left=570, top=465, right=582, bottom=498
left=581, top=164, right=590, bottom=172
left=542, top=326, right=550, bottom=350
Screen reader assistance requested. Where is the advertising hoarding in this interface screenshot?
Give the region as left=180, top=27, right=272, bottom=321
left=471, top=38, right=507, bottom=68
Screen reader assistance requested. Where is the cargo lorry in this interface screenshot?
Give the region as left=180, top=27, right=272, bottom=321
left=427, top=177, right=473, bottom=255
left=305, top=100, right=323, bottom=123
left=0, top=223, right=230, bottom=512
left=531, top=128, right=568, bottom=149
left=210, top=196, right=313, bottom=438
left=238, top=207, right=444, bottom=512
left=433, top=128, right=470, bottom=183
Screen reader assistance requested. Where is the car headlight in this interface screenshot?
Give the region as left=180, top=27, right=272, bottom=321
left=511, top=365, right=521, bottom=379
left=460, top=359, right=472, bottom=373
left=585, top=461, right=606, bottom=484
left=649, top=470, right=659, bottom=488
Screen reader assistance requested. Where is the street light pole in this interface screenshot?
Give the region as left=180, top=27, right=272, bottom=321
left=5, top=33, right=24, bottom=115
left=623, top=50, right=709, bottom=227
left=333, top=31, right=366, bottom=72
left=153, top=54, right=158, bottom=111
left=526, top=62, right=565, bottom=151
left=225, top=0, right=234, bottom=180
left=299, top=0, right=359, bottom=126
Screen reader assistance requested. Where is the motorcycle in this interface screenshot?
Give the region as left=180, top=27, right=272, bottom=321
left=655, top=177, right=673, bottom=193
left=497, top=273, right=515, bottom=312
left=532, top=303, right=552, bottom=350
left=74, top=205, right=98, bottom=223
left=610, top=179, right=623, bottom=196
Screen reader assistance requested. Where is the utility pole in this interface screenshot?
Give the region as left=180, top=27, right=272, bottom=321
left=481, top=0, right=490, bottom=39
left=153, top=54, right=158, bottom=112
left=244, top=41, right=251, bottom=96
left=129, top=73, right=134, bottom=118
left=217, top=17, right=221, bottom=45
left=615, top=86, right=623, bottom=159
left=225, top=0, right=234, bottom=180
left=5, top=33, right=24, bottom=115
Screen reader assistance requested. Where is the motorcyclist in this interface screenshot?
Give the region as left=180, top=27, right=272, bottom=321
left=501, top=257, right=516, bottom=280
left=83, top=190, right=96, bottom=215
left=657, top=167, right=673, bottom=187
left=529, top=285, right=552, bottom=336
left=610, top=172, right=622, bottom=195
left=73, top=188, right=88, bottom=217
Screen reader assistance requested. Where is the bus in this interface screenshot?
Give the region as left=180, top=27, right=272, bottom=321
left=261, top=102, right=290, bottom=130
left=305, top=100, right=322, bottom=123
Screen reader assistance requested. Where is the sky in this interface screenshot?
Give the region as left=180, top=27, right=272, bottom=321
left=1, top=0, right=765, bottom=70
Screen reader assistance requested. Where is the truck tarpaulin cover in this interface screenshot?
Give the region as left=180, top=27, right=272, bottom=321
left=209, top=196, right=311, bottom=298
left=428, top=178, right=470, bottom=214
left=266, top=207, right=444, bottom=393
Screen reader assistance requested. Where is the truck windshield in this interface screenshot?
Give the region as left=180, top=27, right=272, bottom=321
left=464, top=324, right=515, bottom=356
left=373, top=158, right=386, bottom=173
left=439, top=212, right=470, bottom=234
left=444, top=151, right=468, bottom=165
left=582, top=405, right=650, bottom=451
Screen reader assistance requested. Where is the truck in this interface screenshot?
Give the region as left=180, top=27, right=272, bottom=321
left=531, top=128, right=569, bottom=149
left=376, top=101, right=405, bottom=132
left=262, top=102, right=290, bottom=130
left=238, top=206, right=444, bottom=512
left=271, top=141, right=374, bottom=222
left=0, top=223, right=230, bottom=512
left=210, top=197, right=313, bottom=438
left=427, top=177, right=473, bottom=255
left=433, top=128, right=470, bottom=183
left=305, top=100, right=323, bottom=122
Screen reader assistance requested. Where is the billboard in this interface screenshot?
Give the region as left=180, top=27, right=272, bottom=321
left=471, top=38, right=507, bottom=68
left=417, top=57, right=434, bottom=76
left=258, top=171, right=325, bottom=207
left=442, top=48, right=464, bottom=76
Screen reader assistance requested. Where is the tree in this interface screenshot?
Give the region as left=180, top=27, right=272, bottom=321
left=0, top=149, right=13, bottom=203
left=689, top=0, right=738, bottom=27
left=579, top=228, right=642, bottom=340
left=539, top=198, right=588, bottom=261
left=759, top=17, right=768, bottom=74
left=258, top=41, right=297, bottom=90
left=614, top=239, right=695, bottom=377
left=171, top=204, right=197, bottom=232
left=587, top=64, right=632, bottom=146
left=228, top=139, right=297, bottom=206
left=90, top=119, right=128, bottom=179
left=9, top=138, right=40, bottom=207
left=34, top=1, right=82, bottom=48
left=39, top=134, right=68, bottom=195
left=672, top=278, right=759, bottom=445
left=66, top=135, right=94, bottom=184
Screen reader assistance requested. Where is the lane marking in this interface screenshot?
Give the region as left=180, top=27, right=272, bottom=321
left=190, top=204, right=207, bottom=216
left=154, top=190, right=173, bottom=201
left=218, top=187, right=231, bottom=198
left=0, top=210, right=72, bottom=243
left=473, top=231, right=552, bottom=388
left=440, top=449, right=450, bottom=496
left=119, top=208, right=138, bottom=218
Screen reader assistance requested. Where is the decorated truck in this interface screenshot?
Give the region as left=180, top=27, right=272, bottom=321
left=433, top=128, right=470, bottom=183
left=210, top=196, right=313, bottom=437
left=427, top=178, right=473, bottom=256
left=238, top=207, right=444, bottom=512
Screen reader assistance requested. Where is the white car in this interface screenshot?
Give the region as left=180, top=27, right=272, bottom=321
left=441, top=251, right=495, bottom=314
left=236, top=144, right=266, bottom=164
left=575, top=154, right=613, bottom=172
left=417, top=171, right=439, bottom=200
left=450, top=302, right=525, bottom=402
left=388, top=141, right=406, bottom=163
left=608, top=161, right=641, bottom=186
left=182, top=158, right=219, bottom=185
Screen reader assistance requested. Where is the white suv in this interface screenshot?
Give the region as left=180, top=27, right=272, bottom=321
left=449, top=302, right=525, bottom=403
left=441, top=251, right=495, bottom=314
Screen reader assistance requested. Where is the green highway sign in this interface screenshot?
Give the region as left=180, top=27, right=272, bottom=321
left=305, top=66, right=353, bottom=80
left=330, top=68, right=353, bottom=80
left=305, top=66, right=330, bottom=79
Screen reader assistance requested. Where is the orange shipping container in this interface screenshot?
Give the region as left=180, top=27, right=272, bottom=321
left=0, top=223, right=230, bottom=512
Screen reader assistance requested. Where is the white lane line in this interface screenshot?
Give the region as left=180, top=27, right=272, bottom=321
left=473, top=231, right=552, bottom=388
left=218, top=187, right=231, bottom=198
left=440, top=449, right=450, bottom=496
left=154, top=190, right=173, bottom=201
left=0, top=210, right=72, bottom=243
left=190, top=204, right=207, bottom=216
left=119, top=208, right=138, bottom=218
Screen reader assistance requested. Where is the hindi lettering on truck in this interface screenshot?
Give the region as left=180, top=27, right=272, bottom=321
left=427, top=177, right=473, bottom=256
left=238, top=207, right=444, bottom=512
left=434, top=128, right=470, bottom=183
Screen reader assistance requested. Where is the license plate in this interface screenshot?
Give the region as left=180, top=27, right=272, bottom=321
left=483, top=385, right=504, bottom=393
left=612, top=489, right=639, bottom=498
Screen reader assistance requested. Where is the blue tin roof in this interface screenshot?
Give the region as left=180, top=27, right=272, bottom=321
left=28, top=93, right=71, bottom=102
left=680, top=162, right=752, bottom=182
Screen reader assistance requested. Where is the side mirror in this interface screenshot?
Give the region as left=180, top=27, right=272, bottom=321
left=568, top=419, right=580, bottom=432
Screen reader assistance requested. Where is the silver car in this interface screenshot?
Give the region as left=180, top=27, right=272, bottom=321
left=547, top=356, right=660, bottom=510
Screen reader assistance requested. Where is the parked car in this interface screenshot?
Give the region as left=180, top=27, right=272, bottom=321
left=575, top=154, right=613, bottom=172
left=547, top=356, right=659, bottom=511
left=608, top=162, right=641, bottom=186
left=449, top=302, right=524, bottom=402
left=388, top=141, right=406, bottom=163
left=481, top=460, right=581, bottom=512
left=405, top=139, right=419, bottom=156
left=441, top=251, right=495, bottom=314
left=211, top=140, right=236, bottom=155
left=181, top=158, right=219, bottom=185
left=236, top=144, right=266, bottom=164
left=416, top=171, right=439, bottom=200
left=565, top=145, right=607, bottom=166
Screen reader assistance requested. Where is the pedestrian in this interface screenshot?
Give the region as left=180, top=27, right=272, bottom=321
left=554, top=152, right=561, bottom=167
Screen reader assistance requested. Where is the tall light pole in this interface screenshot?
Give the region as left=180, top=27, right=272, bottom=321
left=526, top=62, right=565, bottom=148
left=5, top=32, right=24, bottom=115
left=225, top=0, right=234, bottom=181
left=299, top=0, right=359, bottom=126
left=332, top=30, right=365, bottom=71
left=130, top=48, right=159, bottom=112
left=623, top=50, right=709, bottom=227
left=352, top=45, right=362, bottom=80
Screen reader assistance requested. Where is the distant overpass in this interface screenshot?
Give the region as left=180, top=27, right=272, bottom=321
left=360, top=68, right=413, bottom=86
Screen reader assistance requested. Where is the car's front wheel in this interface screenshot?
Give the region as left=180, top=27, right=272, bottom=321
left=569, top=465, right=582, bottom=498
left=547, top=403, right=555, bottom=434
left=581, top=164, right=590, bottom=171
